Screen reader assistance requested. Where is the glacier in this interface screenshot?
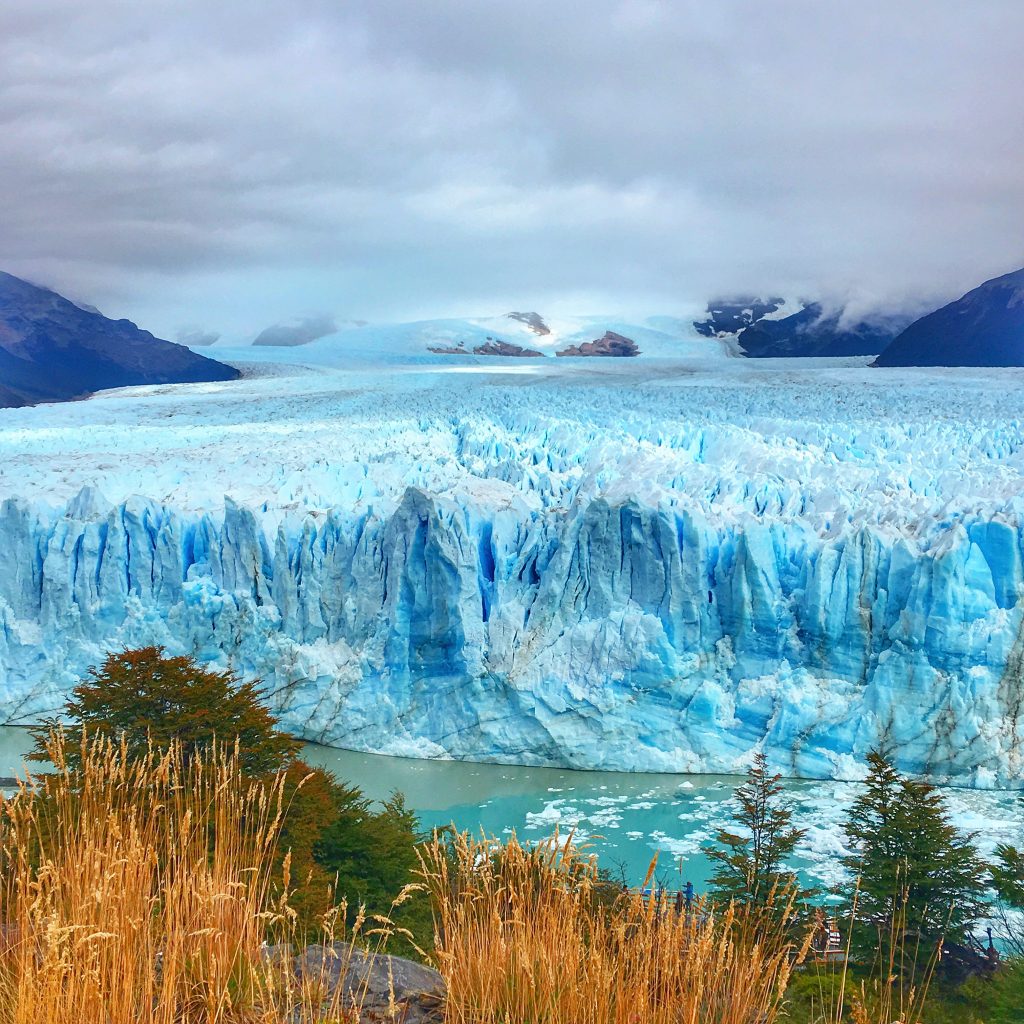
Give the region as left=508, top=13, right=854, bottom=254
left=1, top=337, right=1024, bottom=786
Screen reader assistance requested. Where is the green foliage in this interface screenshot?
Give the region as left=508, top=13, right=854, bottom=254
left=778, top=969, right=849, bottom=1022
left=991, top=842, right=1024, bottom=909
left=704, top=752, right=808, bottom=909
left=29, top=646, right=300, bottom=775
left=30, top=646, right=431, bottom=954
left=839, top=750, right=988, bottom=959
left=979, top=960, right=1024, bottom=1023
left=314, top=786, right=433, bottom=955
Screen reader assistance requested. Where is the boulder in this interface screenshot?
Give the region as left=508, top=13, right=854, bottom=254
left=292, top=942, right=445, bottom=1023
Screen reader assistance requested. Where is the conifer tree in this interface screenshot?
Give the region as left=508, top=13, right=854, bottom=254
left=991, top=794, right=1024, bottom=956
left=840, top=750, right=987, bottom=958
left=705, top=752, right=807, bottom=908
left=992, top=842, right=1024, bottom=909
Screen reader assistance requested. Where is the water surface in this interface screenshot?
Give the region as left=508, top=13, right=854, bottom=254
left=3, top=728, right=1020, bottom=893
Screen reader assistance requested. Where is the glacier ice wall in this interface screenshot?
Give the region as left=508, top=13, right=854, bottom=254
left=1, top=361, right=1024, bottom=785
left=1, top=485, right=1023, bottom=784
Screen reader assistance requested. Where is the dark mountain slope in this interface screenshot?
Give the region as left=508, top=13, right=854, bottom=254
left=0, top=271, right=239, bottom=408
left=738, top=303, right=911, bottom=358
left=873, top=267, right=1024, bottom=367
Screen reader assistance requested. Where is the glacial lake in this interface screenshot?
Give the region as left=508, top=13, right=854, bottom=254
left=1, top=727, right=1021, bottom=894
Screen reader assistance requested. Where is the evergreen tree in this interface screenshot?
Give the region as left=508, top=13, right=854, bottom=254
left=705, top=752, right=807, bottom=908
left=29, top=646, right=299, bottom=775
left=990, top=794, right=1024, bottom=956
left=992, top=842, right=1024, bottom=909
left=840, top=750, right=987, bottom=958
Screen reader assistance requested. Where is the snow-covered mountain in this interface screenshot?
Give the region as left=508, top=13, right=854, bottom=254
left=244, top=312, right=714, bottom=362
left=691, top=296, right=911, bottom=357
left=692, top=297, right=791, bottom=338
left=874, top=266, right=1024, bottom=366
left=0, top=271, right=239, bottom=408
left=2, top=349, right=1024, bottom=786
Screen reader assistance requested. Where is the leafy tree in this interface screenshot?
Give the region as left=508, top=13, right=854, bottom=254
left=29, top=646, right=431, bottom=951
left=704, top=752, right=807, bottom=909
left=840, top=750, right=987, bottom=959
left=29, top=646, right=299, bottom=774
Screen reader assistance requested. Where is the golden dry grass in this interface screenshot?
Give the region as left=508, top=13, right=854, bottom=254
left=419, top=829, right=814, bottom=1024
left=0, top=733, right=937, bottom=1023
left=0, top=733, right=383, bottom=1023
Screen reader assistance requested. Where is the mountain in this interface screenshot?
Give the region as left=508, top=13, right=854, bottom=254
left=0, top=271, right=239, bottom=408
left=873, top=267, right=1024, bottom=367
left=693, top=296, right=787, bottom=337
left=273, top=313, right=710, bottom=361
left=737, top=302, right=911, bottom=358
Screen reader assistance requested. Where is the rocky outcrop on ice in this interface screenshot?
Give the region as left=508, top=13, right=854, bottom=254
left=874, top=267, right=1024, bottom=367
left=0, top=271, right=240, bottom=408
left=507, top=311, right=551, bottom=335
left=738, top=303, right=912, bottom=358
left=474, top=340, right=544, bottom=357
left=556, top=331, right=639, bottom=357
left=428, top=338, right=543, bottom=357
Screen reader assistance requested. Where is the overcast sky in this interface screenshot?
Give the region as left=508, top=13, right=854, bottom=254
left=1, top=0, right=1023, bottom=342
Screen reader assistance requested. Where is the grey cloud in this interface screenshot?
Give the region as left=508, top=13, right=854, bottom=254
left=252, top=315, right=338, bottom=347
left=176, top=327, right=220, bottom=347
left=0, top=1, right=1022, bottom=337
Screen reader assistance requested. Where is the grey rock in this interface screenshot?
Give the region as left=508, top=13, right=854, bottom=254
left=293, top=942, right=445, bottom=1022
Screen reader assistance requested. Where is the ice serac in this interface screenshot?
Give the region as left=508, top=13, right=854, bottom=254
left=2, top=474, right=1024, bottom=786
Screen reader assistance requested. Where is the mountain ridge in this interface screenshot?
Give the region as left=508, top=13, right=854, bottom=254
left=0, top=271, right=240, bottom=409
left=873, top=266, right=1024, bottom=366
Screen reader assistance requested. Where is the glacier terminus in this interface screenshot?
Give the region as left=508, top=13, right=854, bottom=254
left=1, top=333, right=1023, bottom=788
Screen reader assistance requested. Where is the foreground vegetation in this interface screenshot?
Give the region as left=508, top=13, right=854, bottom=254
left=0, top=734, right=400, bottom=1021
left=3, top=646, right=1021, bottom=1022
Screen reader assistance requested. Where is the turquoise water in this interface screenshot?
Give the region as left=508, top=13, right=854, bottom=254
left=3, top=728, right=1021, bottom=893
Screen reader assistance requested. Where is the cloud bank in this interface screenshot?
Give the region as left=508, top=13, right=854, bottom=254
left=0, top=1, right=1022, bottom=339
left=252, top=315, right=338, bottom=347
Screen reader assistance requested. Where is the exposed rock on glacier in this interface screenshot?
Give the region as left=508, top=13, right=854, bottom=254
left=556, top=331, right=639, bottom=357
left=693, top=297, right=788, bottom=338
left=1, top=355, right=1024, bottom=785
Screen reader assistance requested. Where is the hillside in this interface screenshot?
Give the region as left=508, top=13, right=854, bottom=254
left=874, top=266, right=1024, bottom=366
left=0, top=271, right=239, bottom=408
left=737, top=303, right=912, bottom=357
